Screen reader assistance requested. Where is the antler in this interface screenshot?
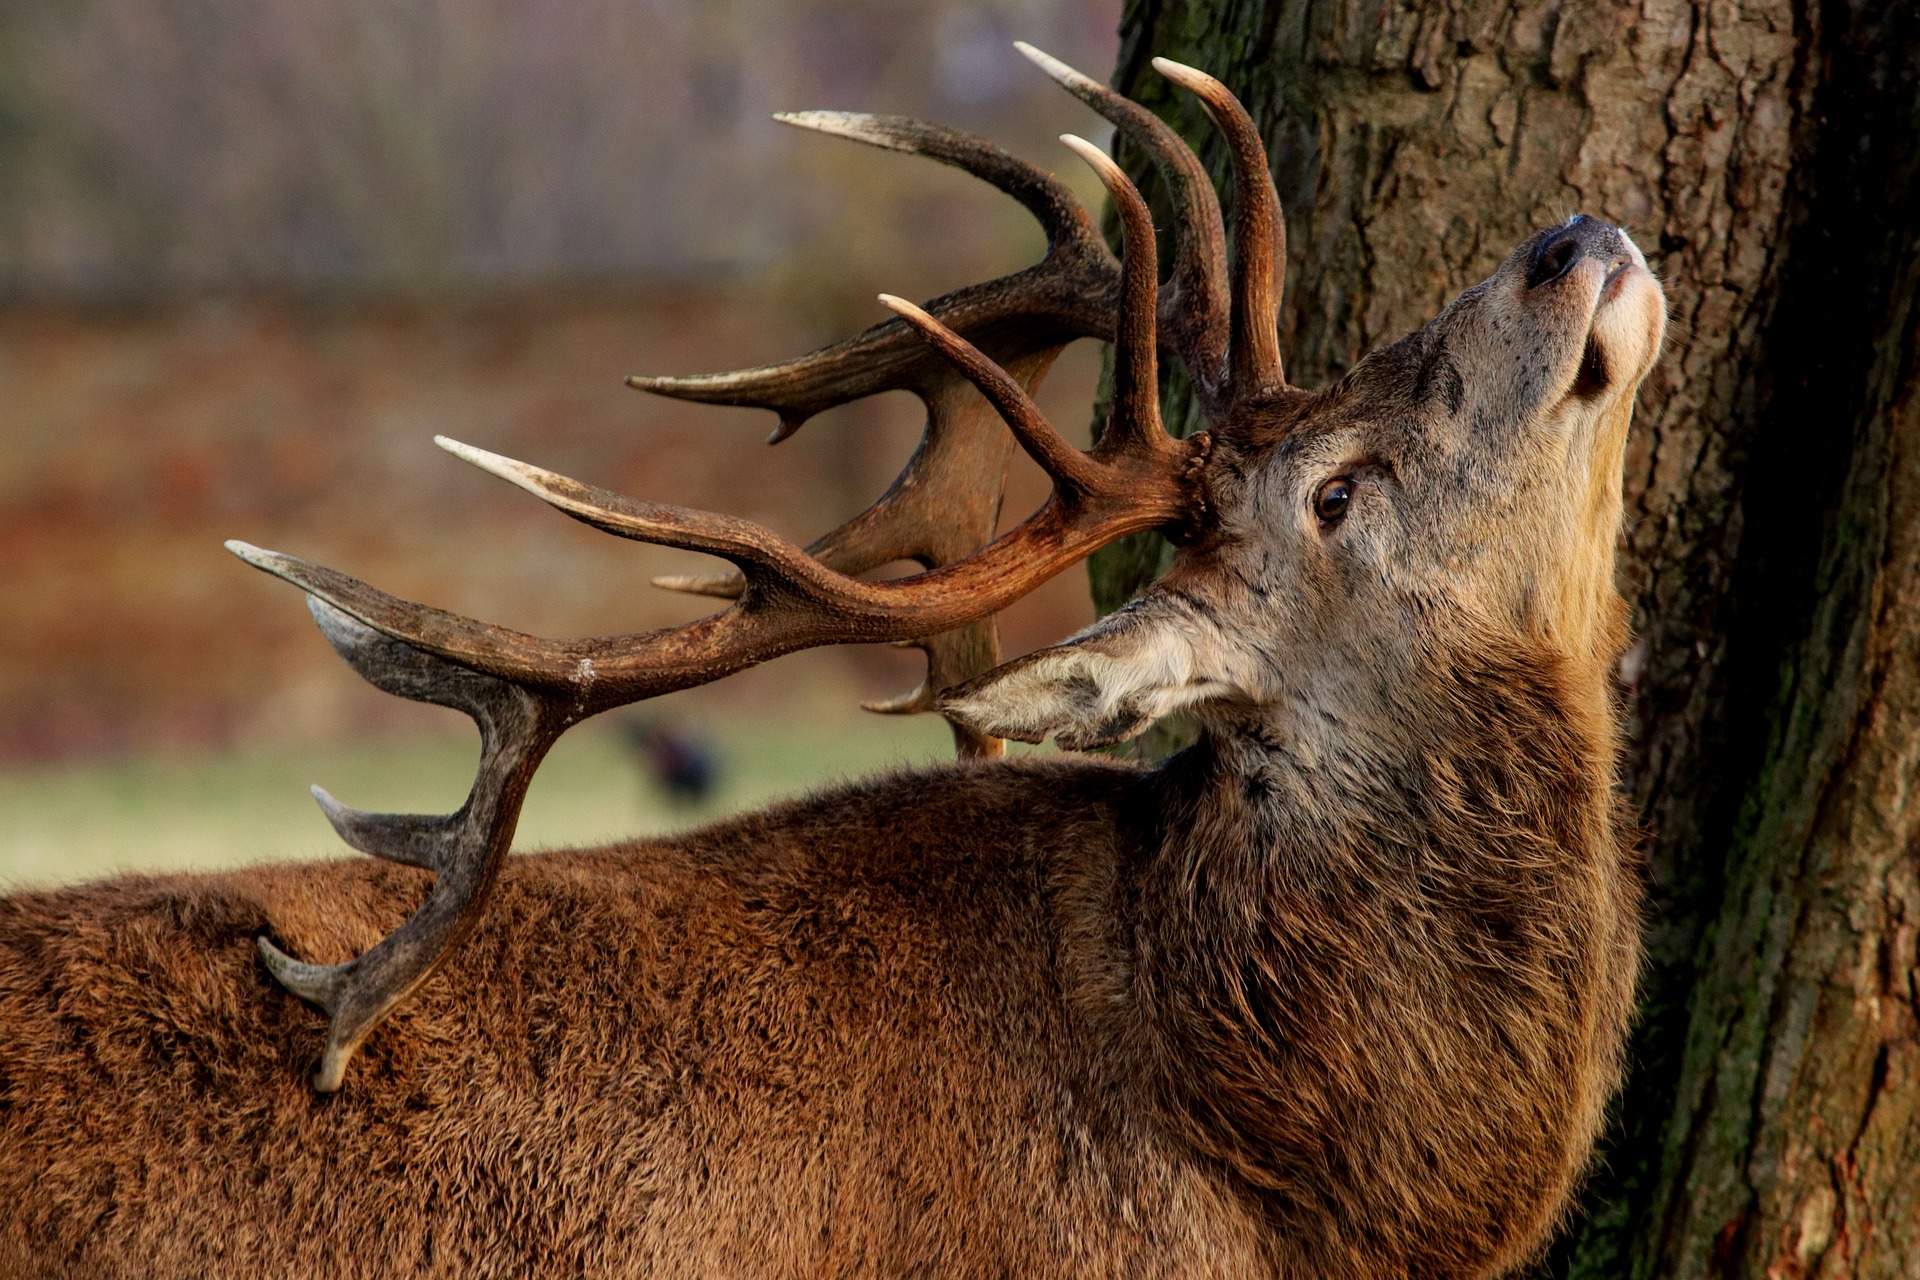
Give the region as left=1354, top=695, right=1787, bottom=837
left=236, top=51, right=1287, bottom=1091
left=630, top=54, right=1286, bottom=747
left=631, top=114, right=1113, bottom=758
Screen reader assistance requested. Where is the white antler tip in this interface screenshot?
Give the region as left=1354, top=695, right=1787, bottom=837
left=775, top=110, right=905, bottom=152
left=774, top=110, right=838, bottom=131
left=435, top=436, right=555, bottom=497
left=861, top=691, right=928, bottom=716
left=877, top=292, right=926, bottom=320
left=1059, top=133, right=1110, bottom=165
left=1014, top=41, right=1083, bottom=86
left=436, top=435, right=507, bottom=471
left=1060, top=134, right=1131, bottom=196
left=1151, top=56, right=1212, bottom=88
left=651, top=570, right=745, bottom=600
left=224, top=539, right=281, bottom=570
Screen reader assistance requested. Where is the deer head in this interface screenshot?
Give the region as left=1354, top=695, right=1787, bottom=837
left=942, top=211, right=1666, bottom=753
left=227, top=48, right=1663, bottom=1092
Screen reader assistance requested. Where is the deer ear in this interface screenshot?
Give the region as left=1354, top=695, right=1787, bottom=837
left=938, top=604, right=1234, bottom=751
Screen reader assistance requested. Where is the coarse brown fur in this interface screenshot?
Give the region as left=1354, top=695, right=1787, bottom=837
left=0, top=213, right=1664, bottom=1277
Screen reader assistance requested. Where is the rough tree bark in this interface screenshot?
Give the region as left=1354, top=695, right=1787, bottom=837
left=1090, top=2, right=1919, bottom=1275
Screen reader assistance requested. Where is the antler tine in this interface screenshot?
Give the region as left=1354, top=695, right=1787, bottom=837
left=626, top=112, right=1114, bottom=437
left=1060, top=136, right=1165, bottom=458
left=230, top=541, right=607, bottom=696
left=880, top=300, right=1199, bottom=541
left=436, top=437, right=819, bottom=573
left=1014, top=42, right=1230, bottom=405
left=256, top=598, right=567, bottom=1092
left=1152, top=58, right=1287, bottom=396
left=876, top=296, right=1102, bottom=494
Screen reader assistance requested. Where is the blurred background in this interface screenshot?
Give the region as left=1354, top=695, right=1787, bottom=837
left=0, top=0, right=1122, bottom=885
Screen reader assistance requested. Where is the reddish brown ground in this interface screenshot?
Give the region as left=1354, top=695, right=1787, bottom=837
left=0, top=290, right=1097, bottom=762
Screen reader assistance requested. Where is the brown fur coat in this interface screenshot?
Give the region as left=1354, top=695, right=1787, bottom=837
left=0, top=641, right=1640, bottom=1279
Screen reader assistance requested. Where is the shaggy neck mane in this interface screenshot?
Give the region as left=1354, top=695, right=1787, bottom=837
left=1122, top=632, right=1631, bottom=1221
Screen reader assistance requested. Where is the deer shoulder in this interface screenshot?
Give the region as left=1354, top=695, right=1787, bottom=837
left=0, top=47, right=1665, bottom=1280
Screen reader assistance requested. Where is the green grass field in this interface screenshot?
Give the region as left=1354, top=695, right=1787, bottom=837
left=0, top=713, right=961, bottom=889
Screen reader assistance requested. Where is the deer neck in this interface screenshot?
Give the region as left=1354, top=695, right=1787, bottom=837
left=1126, top=631, right=1625, bottom=1193
left=1187, top=621, right=1619, bottom=816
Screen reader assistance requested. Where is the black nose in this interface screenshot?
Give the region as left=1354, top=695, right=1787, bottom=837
left=1526, top=215, right=1624, bottom=289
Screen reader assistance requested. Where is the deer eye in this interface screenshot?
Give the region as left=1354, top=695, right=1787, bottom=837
left=1314, top=476, right=1354, bottom=525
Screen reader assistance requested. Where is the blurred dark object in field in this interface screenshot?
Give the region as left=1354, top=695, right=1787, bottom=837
left=623, top=721, right=718, bottom=805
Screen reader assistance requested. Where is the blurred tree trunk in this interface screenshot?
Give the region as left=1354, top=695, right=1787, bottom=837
left=1093, top=1, right=1919, bottom=1274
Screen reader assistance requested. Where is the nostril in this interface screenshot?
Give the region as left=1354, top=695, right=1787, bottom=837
left=1527, top=229, right=1582, bottom=289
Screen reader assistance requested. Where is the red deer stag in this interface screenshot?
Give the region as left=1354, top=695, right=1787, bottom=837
left=0, top=47, right=1664, bottom=1280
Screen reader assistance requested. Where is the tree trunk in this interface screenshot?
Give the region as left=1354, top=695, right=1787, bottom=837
left=1094, top=1, right=1920, bottom=1274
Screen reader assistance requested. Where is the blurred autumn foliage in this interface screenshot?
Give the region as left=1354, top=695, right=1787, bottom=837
left=0, top=0, right=1119, bottom=761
